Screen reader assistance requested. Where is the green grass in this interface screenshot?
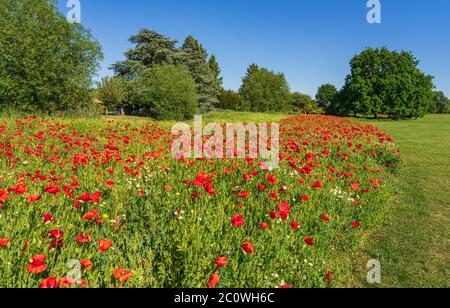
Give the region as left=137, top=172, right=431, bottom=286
left=347, top=114, right=450, bottom=288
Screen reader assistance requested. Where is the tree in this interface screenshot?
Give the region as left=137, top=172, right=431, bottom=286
left=180, top=36, right=219, bottom=112
left=132, top=65, right=197, bottom=120
left=430, top=91, right=450, bottom=114
left=208, top=55, right=223, bottom=94
left=112, top=29, right=179, bottom=80
left=337, top=48, right=434, bottom=119
left=290, top=92, right=316, bottom=113
left=217, top=90, right=242, bottom=110
left=96, top=77, right=130, bottom=114
left=0, top=0, right=102, bottom=113
left=316, top=84, right=338, bottom=109
left=239, top=64, right=291, bottom=112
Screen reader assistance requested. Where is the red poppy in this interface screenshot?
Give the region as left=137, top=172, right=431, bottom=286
left=40, top=277, right=60, bottom=289
left=242, top=242, right=254, bottom=254
left=231, top=214, right=245, bottom=227
left=290, top=222, right=300, bottom=230
left=42, top=213, right=55, bottom=223
left=114, top=268, right=133, bottom=283
left=261, top=222, right=270, bottom=231
left=83, top=209, right=100, bottom=221
left=350, top=182, right=360, bottom=192
left=0, top=238, right=10, bottom=248
left=208, top=272, right=220, bottom=288
left=44, top=184, right=60, bottom=195
left=352, top=221, right=361, bottom=228
left=279, top=285, right=293, bottom=289
left=312, top=182, right=323, bottom=189
left=81, top=259, right=93, bottom=271
left=214, top=256, right=228, bottom=267
left=76, top=231, right=93, bottom=243
left=301, top=195, right=310, bottom=202
left=322, top=214, right=330, bottom=222
left=106, top=179, right=115, bottom=188
left=304, top=237, right=314, bottom=246
left=238, top=191, right=250, bottom=198
left=27, top=194, right=42, bottom=203
left=26, top=254, right=47, bottom=274
left=99, top=239, right=112, bottom=252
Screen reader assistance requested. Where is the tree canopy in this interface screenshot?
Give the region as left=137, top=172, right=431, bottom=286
left=0, top=0, right=103, bottom=113
left=239, top=64, right=291, bottom=112
left=329, top=47, right=434, bottom=118
left=316, top=84, right=338, bottom=109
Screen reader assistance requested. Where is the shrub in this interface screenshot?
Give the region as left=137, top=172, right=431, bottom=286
left=133, top=65, right=198, bottom=120
left=290, top=92, right=316, bottom=113
left=217, top=90, right=242, bottom=110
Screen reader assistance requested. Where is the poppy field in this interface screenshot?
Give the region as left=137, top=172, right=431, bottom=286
left=0, top=114, right=401, bottom=288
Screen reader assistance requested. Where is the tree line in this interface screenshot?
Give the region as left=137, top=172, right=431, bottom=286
left=1, top=0, right=448, bottom=119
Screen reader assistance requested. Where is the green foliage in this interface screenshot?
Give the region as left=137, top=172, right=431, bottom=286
left=217, top=90, right=242, bottom=110
left=429, top=91, right=450, bottom=114
left=239, top=64, right=291, bottom=112
left=0, top=0, right=102, bottom=113
left=111, top=29, right=179, bottom=80
left=180, top=36, right=219, bottom=112
left=316, top=84, right=338, bottom=109
left=96, top=77, right=130, bottom=112
left=330, top=48, right=435, bottom=119
left=132, top=65, right=198, bottom=120
left=290, top=92, right=316, bottom=113
left=208, top=55, right=224, bottom=95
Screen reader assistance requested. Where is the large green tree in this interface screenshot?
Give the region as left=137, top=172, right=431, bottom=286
left=112, top=29, right=179, bottom=80
left=290, top=92, right=316, bottom=113
left=239, top=64, right=291, bottom=112
left=131, top=65, right=197, bottom=121
left=316, top=84, right=337, bottom=109
left=0, top=0, right=102, bottom=113
left=180, top=36, right=219, bottom=112
left=336, top=47, right=434, bottom=118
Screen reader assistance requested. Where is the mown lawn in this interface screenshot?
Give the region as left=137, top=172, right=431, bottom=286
left=347, top=114, right=450, bottom=288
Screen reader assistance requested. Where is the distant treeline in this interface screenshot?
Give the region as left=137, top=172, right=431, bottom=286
left=1, top=0, right=448, bottom=119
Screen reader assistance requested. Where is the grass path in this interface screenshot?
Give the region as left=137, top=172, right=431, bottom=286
left=348, top=115, right=450, bottom=288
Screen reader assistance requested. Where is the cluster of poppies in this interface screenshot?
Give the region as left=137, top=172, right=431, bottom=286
left=0, top=115, right=399, bottom=288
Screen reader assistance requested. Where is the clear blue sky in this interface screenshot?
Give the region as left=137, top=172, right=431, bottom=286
left=57, top=0, right=450, bottom=96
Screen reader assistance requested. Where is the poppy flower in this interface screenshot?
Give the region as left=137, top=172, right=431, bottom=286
left=106, top=179, right=115, bottom=188
left=27, top=194, right=42, bottom=203
left=208, top=272, right=220, bottom=288
left=81, top=259, right=93, bottom=271
left=279, top=285, right=293, bottom=289
left=238, top=191, right=250, bottom=199
left=350, top=182, right=360, bottom=192
left=261, top=222, right=270, bottom=231
left=59, top=276, right=76, bottom=289
left=214, top=256, right=228, bottom=267
left=83, top=209, right=100, bottom=221
left=312, top=182, right=323, bottom=189
left=322, top=214, right=330, bottom=222
left=114, top=268, right=133, bottom=283
left=231, top=214, right=245, bottom=227
left=242, top=242, right=254, bottom=254
left=290, top=222, right=300, bottom=230
left=76, top=231, right=93, bottom=243
left=301, top=195, right=310, bottom=202
left=258, top=184, right=266, bottom=191
left=44, top=184, right=60, bottom=195
left=352, top=221, right=361, bottom=228
left=99, top=240, right=112, bottom=252
left=42, top=213, right=55, bottom=223
left=304, top=237, right=314, bottom=246
left=26, top=254, right=47, bottom=274
left=40, top=277, right=60, bottom=289
left=78, top=193, right=91, bottom=202
left=0, top=238, right=10, bottom=248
